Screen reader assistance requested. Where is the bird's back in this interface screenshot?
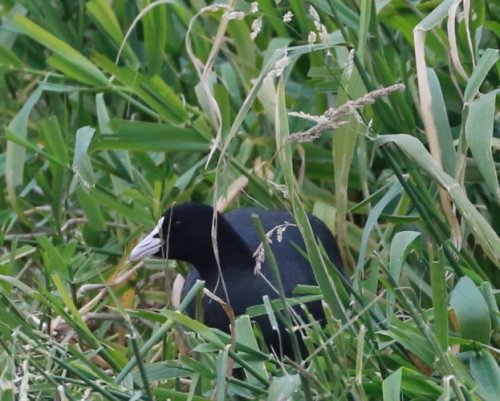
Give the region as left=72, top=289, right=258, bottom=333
left=225, top=208, right=343, bottom=283
left=182, top=207, right=344, bottom=356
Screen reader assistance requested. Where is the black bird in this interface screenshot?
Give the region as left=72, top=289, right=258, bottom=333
left=129, top=203, right=344, bottom=356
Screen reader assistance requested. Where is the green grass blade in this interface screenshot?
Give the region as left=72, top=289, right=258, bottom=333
left=386, top=231, right=421, bottom=321
left=465, top=90, right=500, bottom=199
left=72, top=126, right=96, bottom=190
left=430, top=248, right=449, bottom=351
left=427, top=68, right=456, bottom=175
left=9, top=14, right=108, bottom=86
left=89, top=120, right=209, bottom=153
left=464, top=49, right=499, bottom=103
left=382, top=367, right=402, bottom=401
left=376, top=134, right=500, bottom=264
left=356, top=181, right=402, bottom=283
left=86, top=0, right=139, bottom=66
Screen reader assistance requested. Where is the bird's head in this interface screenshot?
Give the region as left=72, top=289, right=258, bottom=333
left=128, top=203, right=215, bottom=263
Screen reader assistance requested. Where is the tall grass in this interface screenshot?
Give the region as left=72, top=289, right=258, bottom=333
left=0, top=1, right=498, bottom=400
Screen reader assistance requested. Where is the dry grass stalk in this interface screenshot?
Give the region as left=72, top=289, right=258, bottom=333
left=253, top=222, right=297, bottom=274
left=289, top=83, right=405, bottom=143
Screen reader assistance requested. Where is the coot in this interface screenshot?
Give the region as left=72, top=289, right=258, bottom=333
left=129, top=203, right=344, bottom=356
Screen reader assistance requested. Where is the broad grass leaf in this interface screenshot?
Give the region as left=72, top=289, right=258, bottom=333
left=465, top=90, right=500, bottom=199
left=428, top=68, right=456, bottom=175
left=234, top=315, right=268, bottom=386
left=72, top=126, right=96, bottom=191
left=470, top=349, right=500, bottom=401
left=382, top=367, right=402, bottom=401
left=5, top=86, right=43, bottom=216
left=267, top=374, right=300, bottom=401
left=356, top=181, right=402, bottom=283
left=449, top=276, right=491, bottom=343
left=386, top=231, right=421, bottom=320
left=464, top=49, right=499, bottom=103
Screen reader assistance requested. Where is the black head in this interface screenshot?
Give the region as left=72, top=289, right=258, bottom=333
left=129, top=203, right=218, bottom=264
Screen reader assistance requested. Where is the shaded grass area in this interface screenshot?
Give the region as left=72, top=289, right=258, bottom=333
left=0, top=0, right=499, bottom=400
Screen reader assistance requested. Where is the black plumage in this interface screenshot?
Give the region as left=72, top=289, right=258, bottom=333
left=129, top=203, right=344, bottom=356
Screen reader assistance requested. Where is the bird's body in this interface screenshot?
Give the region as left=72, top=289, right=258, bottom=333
left=129, top=203, right=344, bottom=356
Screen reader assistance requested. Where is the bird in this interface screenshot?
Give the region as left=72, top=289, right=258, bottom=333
left=129, top=202, right=344, bottom=357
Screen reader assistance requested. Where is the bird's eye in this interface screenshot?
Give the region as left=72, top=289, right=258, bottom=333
left=174, top=220, right=182, bottom=226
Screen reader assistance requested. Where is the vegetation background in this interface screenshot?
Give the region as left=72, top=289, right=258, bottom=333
left=0, top=0, right=498, bottom=400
